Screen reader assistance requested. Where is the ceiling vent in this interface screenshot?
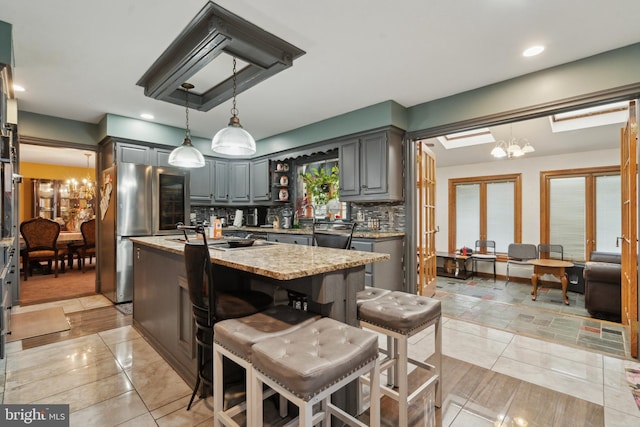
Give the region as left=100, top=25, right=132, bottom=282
left=136, top=1, right=305, bottom=111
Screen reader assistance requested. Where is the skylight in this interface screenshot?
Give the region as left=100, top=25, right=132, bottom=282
left=549, top=101, right=629, bottom=133
left=436, top=128, right=495, bottom=149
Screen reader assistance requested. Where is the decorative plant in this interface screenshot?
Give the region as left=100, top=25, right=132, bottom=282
left=300, top=165, right=340, bottom=206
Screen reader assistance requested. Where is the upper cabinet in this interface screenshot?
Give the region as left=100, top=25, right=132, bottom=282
left=251, top=159, right=271, bottom=202
left=117, top=143, right=150, bottom=165
left=213, top=159, right=229, bottom=203
left=339, top=128, right=403, bottom=202
left=229, top=161, right=250, bottom=203
left=190, top=158, right=214, bottom=203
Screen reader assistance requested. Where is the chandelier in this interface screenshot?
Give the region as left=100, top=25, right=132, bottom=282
left=490, top=126, right=535, bottom=159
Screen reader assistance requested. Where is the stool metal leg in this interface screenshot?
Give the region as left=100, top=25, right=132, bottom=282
left=398, top=334, right=409, bottom=427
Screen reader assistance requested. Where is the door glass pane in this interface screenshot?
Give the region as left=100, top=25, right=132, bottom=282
left=550, top=177, right=585, bottom=261
left=595, top=175, right=621, bottom=253
left=456, top=184, right=479, bottom=249
left=487, top=181, right=514, bottom=253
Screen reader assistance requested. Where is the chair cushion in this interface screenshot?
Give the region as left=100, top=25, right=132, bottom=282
left=471, top=254, right=496, bottom=260
left=358, top=291, right=441, bottom=334
left=214, top=305, right=319, bottom=362
left=356, top=287, right=391, bottom=307
left=252, top=317, right=378, bottom=401
left=27, top=250, right=57, bottom=258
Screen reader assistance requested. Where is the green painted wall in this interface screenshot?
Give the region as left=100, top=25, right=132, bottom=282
left=18, top=111, right=100, bottom=145
left=14, top=43, right=640, bottom=155
left=0, top=20, right=12, bottom=66
left=407, top=43, right=640, bottom=133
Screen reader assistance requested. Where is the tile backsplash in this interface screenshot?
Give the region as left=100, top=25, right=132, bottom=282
left=190, top=202, right=405, bottom=232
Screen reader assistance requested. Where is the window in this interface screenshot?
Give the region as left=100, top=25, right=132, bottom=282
left=541, top=166, right=620, bottom=261
left=449, top=174, right=521, bottom=253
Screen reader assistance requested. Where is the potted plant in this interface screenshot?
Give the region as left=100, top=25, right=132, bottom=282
left=300, top=165, right=340, bottom=207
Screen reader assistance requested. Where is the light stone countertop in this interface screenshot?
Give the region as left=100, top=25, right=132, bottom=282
left=224, top=226, right=405, bottom=239
left=130, top=236, right=390, bottom=281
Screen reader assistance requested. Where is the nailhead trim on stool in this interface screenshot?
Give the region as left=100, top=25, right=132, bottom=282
left=213, top=305, right=320, bottom=427
left=358, top=291, right=442, bottom=427
left=251, top=317, right=381, bottom=426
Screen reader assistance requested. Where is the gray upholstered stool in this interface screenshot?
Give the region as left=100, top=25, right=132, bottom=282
left=356, top=287, right=391, bottom=307
left=358, top=291, right=442, bottom=427
left=213, top=305, right=320, bottom=427
left=251, top=317, right=381, bottom=426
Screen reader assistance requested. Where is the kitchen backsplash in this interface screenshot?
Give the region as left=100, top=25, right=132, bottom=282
left=190, top=202, right=405, bottom=232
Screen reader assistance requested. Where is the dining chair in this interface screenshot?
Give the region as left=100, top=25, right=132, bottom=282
left=20, top=217, right=65, bottom=280
left=471, top=240, right=497, bottom=281
left=506, top=243, right=538, bottom=283
left=537, top=243, right=563, bottom=260
left=69, top=219, right=97, bottom=272
left=183, top=226, right=273, bottom=410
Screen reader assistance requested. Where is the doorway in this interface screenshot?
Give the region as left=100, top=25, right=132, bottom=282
left=18, top=143, right=98, bottom=306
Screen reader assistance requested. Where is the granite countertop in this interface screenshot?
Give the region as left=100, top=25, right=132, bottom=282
left=131, top=236, right=390, bottom=281
left=224, top=226, right=405, bottom=239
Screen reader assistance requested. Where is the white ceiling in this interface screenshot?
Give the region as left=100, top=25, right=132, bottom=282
left=3, top=0, right=640, bottom=167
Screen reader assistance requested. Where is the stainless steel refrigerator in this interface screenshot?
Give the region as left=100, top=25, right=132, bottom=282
left=99, top=163, right=189, bottom=303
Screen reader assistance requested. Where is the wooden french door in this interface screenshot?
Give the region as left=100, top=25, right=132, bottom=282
left=621, top=100, right=638, bottom=358
left=416, top=141, right=437, bottom=296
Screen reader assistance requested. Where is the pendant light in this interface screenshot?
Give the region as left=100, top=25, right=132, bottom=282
left=211, top=57, right=256, bottom=156
left=168, top=83, right=206, bottom=168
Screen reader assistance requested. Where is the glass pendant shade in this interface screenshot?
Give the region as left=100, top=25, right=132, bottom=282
left=169, top=137, right=205, bottom=168
left=168, top=82, right=205, bottom=168
left=211, top=116, right=256, bottom=156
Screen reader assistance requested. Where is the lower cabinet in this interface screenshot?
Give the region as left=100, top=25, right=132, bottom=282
left=268, top=233, right=312, bottom=245
left=132, top=244, right=196, bottom=385
left=350, top=237, right=404, bottom=290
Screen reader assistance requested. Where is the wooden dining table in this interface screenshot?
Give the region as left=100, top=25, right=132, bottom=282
left=528, top=258, right=574, bottom=305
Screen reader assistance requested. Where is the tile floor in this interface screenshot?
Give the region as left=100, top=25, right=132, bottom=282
left=1, top=294, right=639, bottom=426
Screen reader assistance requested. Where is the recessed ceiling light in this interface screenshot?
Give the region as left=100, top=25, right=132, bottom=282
left=140, top=113, right=154, bottom=120
left=13, top=84, right=25, bottom=92
left=522, top=45, right=545, bottom=57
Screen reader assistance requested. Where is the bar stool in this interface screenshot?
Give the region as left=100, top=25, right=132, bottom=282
left=213, top=305, right=320, bottom=426
left=183, top=230, right=272, bottom=411
left=251, top=317, right=381, bottom=427
left=358, top=291, right=442, bottom=427
left=356, top=287, right=391, bottom=307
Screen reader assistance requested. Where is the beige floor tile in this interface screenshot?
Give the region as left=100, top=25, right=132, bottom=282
left=70, top=390, right=148, bottom=426
left=4, top=356, right=123, bottom=404
left=604, top=406, right=640, bottom=427
left=604, top=384, right=640, bottom=417
left=99, top=325, right=142, bottom=347
left=444, top=317, right=515, bottom=344
left=124, top=358, right=192, bottom=411
left=117, top=412, right=159, bottom=426
left=151, top=395, right=200, bottom=420
left=78, top=294, right=113, bottom=310
left=492, top=356, right=604, bottom=405
left=32, top=372, right=134, bottom=413
left=510, top=334, right=604, bottom=368
left=109, top=334, right=164, bottom=371
left=155, top=396, right=213, bottom=427
left=443, top=328, right=508, bottom=369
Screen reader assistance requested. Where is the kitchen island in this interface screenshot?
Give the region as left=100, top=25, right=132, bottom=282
left=128, top=235, right=390, bottom=394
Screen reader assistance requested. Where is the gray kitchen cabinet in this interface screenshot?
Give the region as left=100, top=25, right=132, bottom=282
left=350, top=237, right=404, bottom=290
left=229, top=161, right=250, bottom=203
left=132, top=243, right=196, bottom=384
left=268, top=233, right=311, bottom=245
left=190, top=158, right=214, bottom=203
left=339, top=128, right=403, bottom=202
left=213, top=159, right=229, bottom=202
left=117, top=143, right=150, bottom=165
left=154, top=148, right=172, bottom=167
left=251, top=159, right=271, bottom=202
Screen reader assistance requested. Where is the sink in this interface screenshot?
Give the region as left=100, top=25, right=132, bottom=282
left=208, top=239, right=279, bottom=251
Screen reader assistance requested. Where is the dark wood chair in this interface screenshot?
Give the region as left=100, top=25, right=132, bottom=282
left=20, top=217, right=65, bottom=281
left=69, top=219, right=96, bottom=272
left=183, top=226, right=272, bottom=410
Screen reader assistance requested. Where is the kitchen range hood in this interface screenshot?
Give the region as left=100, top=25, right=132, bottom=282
left=136, top=1, right=305, bottom=112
